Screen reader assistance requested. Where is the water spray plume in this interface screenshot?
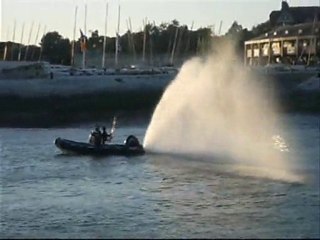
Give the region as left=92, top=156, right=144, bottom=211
left=144, top=40, right=302, bottom=182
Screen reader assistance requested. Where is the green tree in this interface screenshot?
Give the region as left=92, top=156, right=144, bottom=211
left=41, top=31, right=71, bottom=65
left=88, top=29, right=102, bottom=50
left=251, top=21, right=271, bottom=37
left=226, top=21, right=243, bottom=37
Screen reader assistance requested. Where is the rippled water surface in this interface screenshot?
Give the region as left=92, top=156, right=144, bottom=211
left=0, top=114, right=319, bottom=238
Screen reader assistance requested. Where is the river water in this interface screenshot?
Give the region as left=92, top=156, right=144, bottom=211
left=0, top=113, right=319, bottom=238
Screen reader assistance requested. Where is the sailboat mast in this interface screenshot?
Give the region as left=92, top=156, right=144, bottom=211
left=102, top=2, right=108, bottom=69
left=126, top=19, right=131, bottom=54
left=34, top=23, right=41, bottom=45
left=175, top=23, right=184, bottom=63
left=24, top=21, right=34, bottom=61
left=18, top=22, right=25, bottom=61
left=142, top=18, right=147, bottom=64
left=3, top=27, right=9, bottom=60
left=12, top=20, right=16, bottom=42
left=170, top=25, right=179, bottom=66
left=115, top=4, right=120, bottom=68
left=82, top=4, right=87, bottom=69
left=38, top=25, right=46, bottom=62
left=129, top=17, right=136, bottom=62
left=11, top=20, right=17, bottom=60
left=126, top=18, right=135, bottom=63
left=218, top=20, right=223, bottom=35
left=149, top=21, right=155, bottom=66
left=30, top=23, right=41, bottom=60
left=185, top=20, right=194, bottom=54
left=71, top=6, right=78, bottom=67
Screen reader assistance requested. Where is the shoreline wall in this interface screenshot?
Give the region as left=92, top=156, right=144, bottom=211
left=0, top=85, right=319, bottom=128
left=0, top=91, right=163, bottom=128
left=0, top=68, right=318, bottom=128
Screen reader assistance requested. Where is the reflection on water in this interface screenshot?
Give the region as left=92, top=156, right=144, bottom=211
left=0, top=114, right=319, bottom=238
left=272, top=135, right=290, bottom=152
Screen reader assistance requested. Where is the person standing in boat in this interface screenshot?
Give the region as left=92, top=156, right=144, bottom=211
left=101, top=126, right=112, bottom=144
left=89, top=126, right=102, bottom=146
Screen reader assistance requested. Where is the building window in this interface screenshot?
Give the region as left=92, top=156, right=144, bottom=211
left=285, top=30, right=289, bottom=34
left=265, top=33, right=268, bottom=37
left=273, top=31, right=277, bottom=36
left=315, top=28, right=319, bottom=33
left=298, top=29, right=303, bottom=34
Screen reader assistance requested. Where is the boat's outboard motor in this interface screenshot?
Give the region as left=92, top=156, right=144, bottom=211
left=124, top=135, right=141, bottom=148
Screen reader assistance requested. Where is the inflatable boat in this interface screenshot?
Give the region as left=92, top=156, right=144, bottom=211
left=54, top=135, right=145, bottom=156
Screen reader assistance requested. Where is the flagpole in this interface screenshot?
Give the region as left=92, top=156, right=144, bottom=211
left=82, top=4, right=87, bottom=69
left=102, top=2, right=108, bottom=69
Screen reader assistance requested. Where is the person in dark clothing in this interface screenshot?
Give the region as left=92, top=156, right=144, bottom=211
left=94, top=127, right=102, bottom=146
left=89, top=126, right=102, bottom=146
left=101, top=126, right=112, bottom=144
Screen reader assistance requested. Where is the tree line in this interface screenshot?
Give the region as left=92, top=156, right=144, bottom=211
left=1, top=19, right=272, bottom=66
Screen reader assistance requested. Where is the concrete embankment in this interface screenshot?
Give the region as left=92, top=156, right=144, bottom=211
left=254, top=70, right=320, bottom=113
left=281, top=75, right=320, bottom=112
left=0, top=90, right=163, bottom=127
left=0, top=72, right=319, bottom=127
left=0, top=74, right=173, bottom=127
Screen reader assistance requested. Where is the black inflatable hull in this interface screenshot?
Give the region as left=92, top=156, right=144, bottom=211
left=54, top=137, right=145, bottom=156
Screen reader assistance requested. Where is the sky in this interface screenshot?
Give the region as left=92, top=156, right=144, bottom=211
left=0, top=0, right=319, bottom=45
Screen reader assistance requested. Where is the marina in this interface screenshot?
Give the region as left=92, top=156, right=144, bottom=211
left=0, top=0, right=319, bottom=239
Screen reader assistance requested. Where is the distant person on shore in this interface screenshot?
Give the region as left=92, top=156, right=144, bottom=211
left=101, top=126, right=112, bottom=144
left=50, top=71, right=54, bottom=79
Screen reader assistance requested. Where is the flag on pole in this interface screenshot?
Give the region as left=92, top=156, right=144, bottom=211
left=80, top=29, right=88, bottom=52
